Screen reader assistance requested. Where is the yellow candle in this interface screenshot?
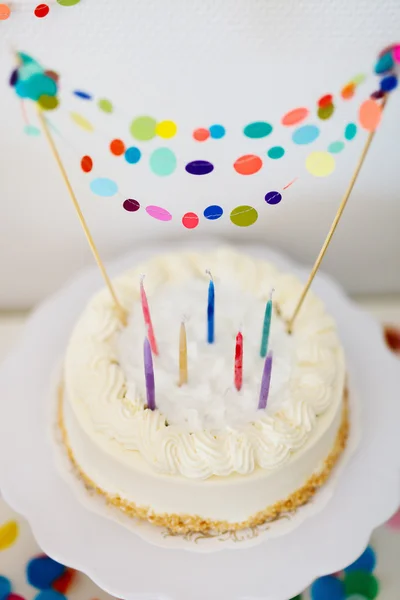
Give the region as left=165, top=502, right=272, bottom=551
left=179, top=321, right=188, bottom=386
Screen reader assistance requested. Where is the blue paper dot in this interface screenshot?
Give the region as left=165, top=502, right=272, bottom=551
left=90, top=177, right=118, bottom=197
left=345, top=546, right=376, bottom=574
left=204, top=205, right=223, bottom=220
left=185, top=160, right=214, bottom=175
left=27, top=556, right=65, bottom=590
left=73, top=90, right=92, bottom=100
left=344, top=123, right=357, bottom=141
left=0, top=575, right=12, bottom=600
left=374, top=53, right=394, bottom=74
left=124, top=146, right=141, bottom=164
left=209, top=124, right=226, bottom=139
left=265, top=190, right=282, bottom=205
left=292, top=124, right=320, bottom=145
left=311, top=575, right=345, bottom=600
left=34, top=591, right=67, bottom=600
left=380, top=75, right=398, bottom=93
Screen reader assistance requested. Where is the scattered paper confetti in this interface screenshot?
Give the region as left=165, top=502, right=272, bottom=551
left=233, top=154, right=262, bottom=175
left=0, top=520, right=19, bottom=551
left=185, top=160, right=214, bottom=175
left=24, top=125, right=41, bottom=136
left=317, top=103, right=335, bottom=120
left=384, top=326, right=400, bottom=354
left=230, top=205, right=258, bottom=227
left=341, top=82, right=356, bottom=99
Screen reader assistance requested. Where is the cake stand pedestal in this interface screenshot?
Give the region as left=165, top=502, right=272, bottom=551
left=0, top=242, right=399, bottom=600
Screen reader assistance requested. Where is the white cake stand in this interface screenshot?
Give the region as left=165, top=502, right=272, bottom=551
left=0, top=242, right=399, bottom=600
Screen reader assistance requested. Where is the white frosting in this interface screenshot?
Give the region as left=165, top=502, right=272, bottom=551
left=64, top=248, right=345, bottom=480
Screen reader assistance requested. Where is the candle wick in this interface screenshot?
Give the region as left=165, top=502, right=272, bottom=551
left=140, top=274, right=146, bottom=285
left=205, top=269, right=213, bottom=282
left=270, top=287, right=275, bottom=301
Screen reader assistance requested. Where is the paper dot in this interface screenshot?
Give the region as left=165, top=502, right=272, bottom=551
left=124, top=146, right=141, bottom=164
left=345, top=546, right=376, bottom=574
left=341, top=82, right=356, bottom=99
left=38, top=95, right=59, bottom=110
left=292, top=125, right=320, bottom=145
left=310, top=576, right=345, bottom=600
left=230, top=205, right=258, bottom=227
left=70, top=112, right=94, bottom=132
left=386, top=507, right=400, bottom=529
left=204, top=205, right=223, bottom=220
left=0, top=520, right=19, bottom=550
left=359, top=99, right=381, bottom=131
left=344, top=572, right=379, bottom=599
left=243, top=121, right=273, bottom=138
left=265, top=191, right=282, bottom=205
left=344, top=123, right=357, bottom=140
left=150, top=148, right=177, bottom=176
left=380, top=74, right=398, bottom=93
left=34, top=4, right=49, bottom=17
left=0, top=576, right=12, bottom=599
left=80, top=155, right=93, bottom=173
left=16, top=74, right=56, bottom=101
left=267, top=146, right=285, bottom=159
left=0, top=4, right=10, bottom=19
left=317, top=103, right=335, bottom=120
left=27, top=556, right=65, bottom=589
left=375, top=52, right=394, bottom=74
left=209, top=124, right=225, bottom=139
left=318, top=94, right=333, bottom=108
left=90, top=178, right=118, bottom=197
left=281, top=107, right=309, bottom=126
left=352, top=73, right=367, bottom=85
left=56, top=0, right=81, bottom=5
left=370, top=90, right=385, bottom=100
left=51, top=568, right=75, bottom=595
left=9, top=69, right=18, bottom=86
left=146, top=205, right=172, bottom=221
left=109, top=139, right=125, bottom=156
left=45, top=70, right=59, bottom=82
left=328, top=141, right=345, bottom=153
left=193, top=128, right=209, bottom=141
left=394, top=45, right=400, bottom=64
left=182, top=212, right=199, bottom=229
left=306, top=151, right=335, bottom=177
left=233, top=154, right=262, bottom=175
left=156, top=120, right=177, bottom=138
left=34, top=592, right=66, bottom=600
left=123, top=199, right=140, bottom=212
left=130, top=116, right=157, bottom=141
left=384, top=327, right=400, bottom=354
left=24, top=125, right=40, bottom=136
left=73, top=90, right=92, bottom=100
left=98, top=98, right=113, bottom=113
left=185, top=160, right=214, bottom=175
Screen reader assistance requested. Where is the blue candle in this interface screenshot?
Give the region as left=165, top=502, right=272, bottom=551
left=258, top=351, right=273, bottom=410
left=143, top=337, right=156, bottom=410
left=260, top=289, right=274, bottom=358
left=206, top=271, right=215, bottom=344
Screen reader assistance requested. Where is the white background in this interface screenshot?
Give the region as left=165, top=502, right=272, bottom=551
left=1, top=0, right=400, bottom=308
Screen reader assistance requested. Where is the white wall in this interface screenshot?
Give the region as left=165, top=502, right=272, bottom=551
left=1, top=0, right=400, bottom=309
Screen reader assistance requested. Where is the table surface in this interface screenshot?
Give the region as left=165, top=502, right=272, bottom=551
left=1, top=301, right=400, bottom=600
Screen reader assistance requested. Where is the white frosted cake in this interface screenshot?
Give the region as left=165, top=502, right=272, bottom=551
left=59, top=248, right=348, bottom=534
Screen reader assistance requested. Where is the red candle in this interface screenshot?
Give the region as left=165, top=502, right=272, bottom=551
left=234, top=331, right=243, bottom=391
left=140, top=276, right=159, bottom=355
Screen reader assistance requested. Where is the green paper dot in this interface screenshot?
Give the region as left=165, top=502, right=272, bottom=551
left=57, top=0, right=81, bottom=5
left=328, top=141, right=345, bottom=154
left=243, top=121, right=273, bottom=138
left=149, top=147, right=177, bottom=176
left=344, top=571, right=379, bottom=599
left=130, top=116, right=157, bottom=141
left=267, top=146, right=285, bottom=159
left=230, top=205, right=258, bottom=227
left=317, top=104, right=335, bottom=120
left=98, top=98, right=113, bottom=113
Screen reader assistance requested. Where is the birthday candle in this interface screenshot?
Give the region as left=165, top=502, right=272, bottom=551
left=260, top=289, right=274, bottom=358
left=206, top=270, right=215, bottom=344
left=140, top=276, right=159, bottom=355
left=179, top=321, right=188, bottom=386
left=258, top=351, right=273, bottom=410
left=234, top=331, right=243, bottom=391
left=144, top=337, right=156, bottom=410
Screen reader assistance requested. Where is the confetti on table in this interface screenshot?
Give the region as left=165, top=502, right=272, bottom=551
left=73, top=90, right=92, bottom=100
left=0, top=520, right=19, bottom=551
left=0, top=576, right=12, bottom=599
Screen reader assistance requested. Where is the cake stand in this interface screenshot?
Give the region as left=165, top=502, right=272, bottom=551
left=0, top=242, right=399, bottom=600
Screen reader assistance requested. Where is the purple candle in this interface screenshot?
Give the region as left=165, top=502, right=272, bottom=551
left=258, top=351, right=273, bottom=410
left=144, top=337, right=156, bottom=410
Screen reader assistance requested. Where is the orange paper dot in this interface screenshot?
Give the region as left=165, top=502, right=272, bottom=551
left=34, top=3, right=49, bottom=17
left=318, top=94, right=333, bottom=108
left=80, top=155, right=93, bottom=173
left=233, top=154, right=263, bottom=175
left=193, top=128, right=209, bottom=141
left=0, top=4, right=11, bottom=19
left=359, top=99, right=382, bottom=131
left=281, top=107, right=309, bottom=126
left=341, top=82, right=355, bottom=99
left=110, top=139, right=125, bottom=156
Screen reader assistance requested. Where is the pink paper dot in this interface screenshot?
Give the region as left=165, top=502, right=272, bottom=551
left=394, top=45, right=400, bottom=64
left=386, top=507, right=400, bottom=530
left=145, top=205, right=172, bottom=222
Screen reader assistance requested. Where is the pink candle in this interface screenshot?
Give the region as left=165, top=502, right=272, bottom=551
left=258, top=351, right=273, bottom=410
left=234, top=331, right=243, bottom=391
left=144, top=337, right=156, bottom=410
left=140, top=276, right=159, bottom=355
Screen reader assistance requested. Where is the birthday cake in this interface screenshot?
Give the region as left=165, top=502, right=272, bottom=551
left=59, top=248, right=348, bottom=534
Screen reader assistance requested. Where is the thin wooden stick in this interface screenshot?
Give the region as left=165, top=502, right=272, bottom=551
left=287, top=96, right=388, bottom=333
left=37, top=108, right=127, bottom=326
left=178, top=321, right=188, bottom=386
